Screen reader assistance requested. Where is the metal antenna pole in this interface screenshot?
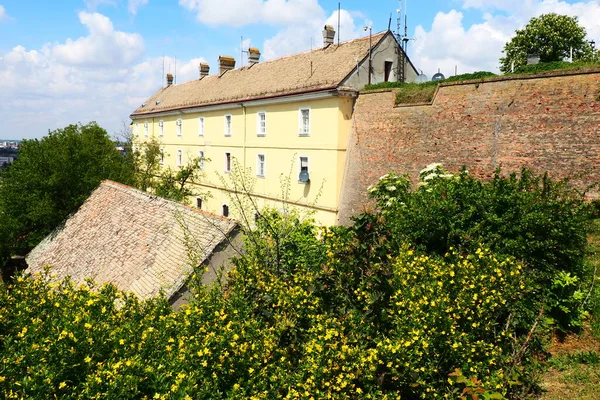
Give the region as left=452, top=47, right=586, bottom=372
left=338, top=2, right=341, bottom=45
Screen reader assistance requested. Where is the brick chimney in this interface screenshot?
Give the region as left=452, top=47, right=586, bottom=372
left=322, top=25, right=335, bottom=47
left=199, top=62, right=210, bottom=79
left=218, top=56, right=236, bottom=75
left=166, top=73, right=174, bottom=86
left=248, top=48, right=261, bottom=66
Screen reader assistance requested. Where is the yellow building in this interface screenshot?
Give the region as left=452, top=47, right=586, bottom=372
left=131, top=28, right=417, bottom=226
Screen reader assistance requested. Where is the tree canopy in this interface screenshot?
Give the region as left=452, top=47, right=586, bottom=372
left=0, top=122, right=134, bottom=264
left=500, top=13, right=597, bottom=73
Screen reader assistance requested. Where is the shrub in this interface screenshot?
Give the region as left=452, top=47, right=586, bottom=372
left=368, top=166, right=594, bottom=331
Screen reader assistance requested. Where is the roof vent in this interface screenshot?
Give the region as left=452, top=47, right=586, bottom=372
left=166, top=73, right=174, bottom=86
left=322, top=25, right=335, bottom=47
left=248, top=48, right=261, bottom=66
left=199, top=62, right=210, bottom=79
left=218, top=56, right=236, bottom=75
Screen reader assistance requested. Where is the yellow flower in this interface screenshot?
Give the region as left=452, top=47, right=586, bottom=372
left=59, top=382, right=67, bottom=389
left=84, top=356, right=92, bottom=363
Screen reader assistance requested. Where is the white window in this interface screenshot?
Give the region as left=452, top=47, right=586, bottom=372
left=198, top=117, right=204, bottom=136
left=160, top=148, right=165, bottom=164
left=198, top=150, right=205, bottom=170
left=176, top=118, right=182, bottom=136
left=224, top=115, right=232, bottom=136
left=256, top=153, right=265, bottom=177
left=159, top=120, right=164, bottom=136
left=257, top=112, right=266, bottom=136
left=299, top=108, right=310, bottom=136
left=144, top=121, right=149, bottom=137
left=298, top=155, right=310, bottom=183
left=224, top=152, right=231, bottom=172
left=196, top=197, right=203, bottom=209
left=135, top=123, right=139, bottom=137
left=177, top=149, right=182, bottom=166
left=222, top=204, right=229, bottom=218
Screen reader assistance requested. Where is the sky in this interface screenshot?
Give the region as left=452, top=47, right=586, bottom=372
left=1, top=0, right=599, bottom=140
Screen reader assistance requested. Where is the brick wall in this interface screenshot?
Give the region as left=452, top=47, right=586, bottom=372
left=338, top=69, right=600, bottom=224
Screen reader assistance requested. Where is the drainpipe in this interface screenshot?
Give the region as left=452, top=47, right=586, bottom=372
left=240, top=103, right=247, bottom=168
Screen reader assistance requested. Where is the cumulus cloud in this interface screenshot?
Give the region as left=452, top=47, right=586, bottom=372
left=0, top=12, right=200, bottom=139
left=128, top=0, right=149, bottom=15
left=85, top=0, right=117, bottom=9
left=263, top=9, right=367, bottom=59
left=52, top=12, right=144, bottom=67
left=0, top=5, right=8, bottom=21
left=179, top=0, right=323, bottom=27
left=411, top=0, right=600, bottom=77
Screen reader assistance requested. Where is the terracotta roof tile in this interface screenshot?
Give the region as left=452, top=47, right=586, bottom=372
left=25, top=181, right=237, bottom=301
left=131, top=32, right=388, bottom=116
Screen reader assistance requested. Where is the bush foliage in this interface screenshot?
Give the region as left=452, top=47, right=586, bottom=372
left=0, top=166, right=595, bottom=398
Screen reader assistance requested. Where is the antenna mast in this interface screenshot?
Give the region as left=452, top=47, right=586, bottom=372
left=396, top=0, right=407, bottom=83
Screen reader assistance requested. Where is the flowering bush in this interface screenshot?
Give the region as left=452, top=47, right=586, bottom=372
left=1, top=210, right=541, bottom=398
left=368, top=165, right=594, bottom=331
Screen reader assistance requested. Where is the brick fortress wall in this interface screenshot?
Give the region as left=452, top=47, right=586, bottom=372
left=338, top=69, right=600, bottom=224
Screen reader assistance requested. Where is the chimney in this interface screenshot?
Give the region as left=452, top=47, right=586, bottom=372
left=199, top=62, right=210, bottom=79
left=248, top=48, right=261, bottom=66
left=166, top=73, right=174, bottom=86
left=218, top=56, right=236, bottom=75
left=322, top=25, right=335, bottom=47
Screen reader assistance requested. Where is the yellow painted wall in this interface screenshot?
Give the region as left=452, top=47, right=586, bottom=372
left=133, top=96, right=354, bottom=226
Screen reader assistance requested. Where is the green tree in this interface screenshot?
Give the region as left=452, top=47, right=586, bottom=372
left=0, top=122, right=134, bottom=266
left=500, top=13, right=597, bottom=73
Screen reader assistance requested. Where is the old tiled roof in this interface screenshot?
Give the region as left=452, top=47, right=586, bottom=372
left=25, top=181, right=237, bottom=300
left=131, top=31, right=389, bottom=116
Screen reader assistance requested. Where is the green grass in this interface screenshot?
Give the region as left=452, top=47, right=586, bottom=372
left=511, top=60, right=600, bottom=75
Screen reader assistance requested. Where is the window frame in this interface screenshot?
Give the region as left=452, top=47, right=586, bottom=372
left=158, top=120, right=164, bottom=137
left=160, top=148, right=165, bottom=165
left=224, top=152, right=231, bottom=173
left=224, top=114, right=232, bottom=137
left=196, top=197, right=203, bottom=210
left=256, top=153, right=265, bottom=177
left=198, top=117, right=204, bottom=137
left=298, top=107, right=311, bottom=136
left=257, top=111, right=266, bottom=136
left=384, top=60, right=394, bottom=82
left=135, top=122, right=139, bottom=137
left=298, top=155, right=310, bottom=183
left=198, top=150, right=205, bottom=170
left=144, top=121, right=149, bottom=137
left=222, top=204, right=229, bottom=218
left=176, top=118, right=183, bottom=137
left=177, top=149, right=182, bottom=167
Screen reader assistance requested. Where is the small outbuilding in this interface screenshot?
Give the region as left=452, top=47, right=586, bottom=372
left=25, top=181, right=239, bottom=306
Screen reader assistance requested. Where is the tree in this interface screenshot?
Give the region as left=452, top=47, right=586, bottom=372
left=0, top=122, right=134, bottom=265
left=500, top=13, right=597, bottom=73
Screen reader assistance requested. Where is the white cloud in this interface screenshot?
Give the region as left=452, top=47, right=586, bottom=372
left=52, top=12, right=144, bottom=67
left=263, top=9, right=366, bottom=59
left=85, top=0, right=117, bottom=10
left=0, top=5, right=8, bottom=21
left=0, top=13, right=201, bottom=140
left=179, top=0, right=323, bottom=27
left=128, top=0, right=149, bottom=15
left=411, top=0, right=600, bottom=78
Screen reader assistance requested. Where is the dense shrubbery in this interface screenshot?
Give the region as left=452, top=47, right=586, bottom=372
left=0, top=166, right=595, bottom=398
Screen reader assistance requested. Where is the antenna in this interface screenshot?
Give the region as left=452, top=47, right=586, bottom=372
left=388, top=13, right=392, bottom=31
left=241, top=36, right=249, bottom=67
left=162, top=53, right=165, bottom=88
left=338, top=2, right=341, bottom=45
left=174, top=56, right=177, bottom=84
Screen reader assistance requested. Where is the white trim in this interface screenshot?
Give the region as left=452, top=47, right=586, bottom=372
left=256, top=111, right=266, bottom=136
left=224, top=151, right=231, bottom=173
left=144, top=121, right=149, bottom=137
left=298, top=107, right=311, bottom=136
left=176, top=118, right=183, bottom=137
left=131, top=89, right=343, bottom=119
left=224, top=114, right=232, bottom=137
left=298, top=155, right=310, bottom=183
left=198, top=116, right=204, bottom=136
left=135, top=122, right=139, bottom=136
left=158, top=120, right=164, bottom=136
left=256, top=153, right=265, bottom=177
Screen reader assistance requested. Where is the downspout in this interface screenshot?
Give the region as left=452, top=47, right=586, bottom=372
left=240, top=103, right=247, bottom=167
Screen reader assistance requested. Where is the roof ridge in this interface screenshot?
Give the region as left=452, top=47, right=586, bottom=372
left=100, top=180, right=234, bottom=223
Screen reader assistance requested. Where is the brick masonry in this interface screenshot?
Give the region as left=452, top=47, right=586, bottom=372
left=338, top=69, right=600, bottom=225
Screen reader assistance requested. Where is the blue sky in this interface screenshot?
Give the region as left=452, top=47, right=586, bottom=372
left=1, top=0, right=599, bottom=139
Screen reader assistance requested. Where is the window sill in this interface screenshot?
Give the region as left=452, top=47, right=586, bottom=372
left=257, top=133, right=266, bottom=137
left=257, top=175, right=265, bottom=179
left=297, top=180, right=310, bottom=185
left=298, top=133, right=310, bottom=137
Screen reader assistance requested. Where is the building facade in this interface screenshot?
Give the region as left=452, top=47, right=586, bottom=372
left=131, top=29, right=417, bottom=226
